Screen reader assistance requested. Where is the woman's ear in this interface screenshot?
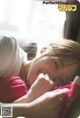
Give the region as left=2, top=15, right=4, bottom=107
left=40, top=47, right=47, bottom=54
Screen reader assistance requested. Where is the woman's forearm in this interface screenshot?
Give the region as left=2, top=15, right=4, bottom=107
left=2, top=88, right=68, bottom=118
left=2, top=103, right=31, bottom=118
left=14, top=86, right=37, bottom=103
left=14, top=91, right=33, bottom=103
left=14, top=74, right=54, bottom=103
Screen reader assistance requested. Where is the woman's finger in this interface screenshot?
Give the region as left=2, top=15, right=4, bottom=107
left=31, top=73, right=54, bottom=91
left=48, top=88, right=69, bottom=100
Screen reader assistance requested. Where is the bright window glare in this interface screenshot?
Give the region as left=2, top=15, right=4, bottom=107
left=0, top=0, right=7, bottom=23
left=0, top=0, right=65, bottom=46
left=31, top=2, right=65, bottom=47
left=9, top=0, right=31, bottom=25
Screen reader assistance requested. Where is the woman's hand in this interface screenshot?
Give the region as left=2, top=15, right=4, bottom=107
left=8, top=88, right=69, bottom=118
left=14, top=73, right=54, bottom=103
left=28, top=88, right=69, bottom=118
left=26, top=73, right=54, bottom=102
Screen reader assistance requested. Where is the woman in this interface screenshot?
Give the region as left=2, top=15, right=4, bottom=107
left=0, top=35, right=80, bottom=85
left=0, top=35, right=80, bottom=118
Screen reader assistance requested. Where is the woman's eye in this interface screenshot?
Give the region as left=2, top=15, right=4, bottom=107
left=53, top=59, right=59, bottom=69
left=52, top=58, right=64, bottom=70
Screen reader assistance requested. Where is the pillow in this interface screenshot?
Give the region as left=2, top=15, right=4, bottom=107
left=0, top=76, right=28, bottom=103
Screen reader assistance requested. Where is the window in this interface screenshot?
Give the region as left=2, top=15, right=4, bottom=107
left=0, top=0, right=65, bottom=48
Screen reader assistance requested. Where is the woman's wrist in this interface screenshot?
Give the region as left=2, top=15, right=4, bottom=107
left=3, top=103, right=32, bottom=118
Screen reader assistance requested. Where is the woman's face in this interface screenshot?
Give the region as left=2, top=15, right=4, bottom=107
left=27, top=55, right=79, bottom=86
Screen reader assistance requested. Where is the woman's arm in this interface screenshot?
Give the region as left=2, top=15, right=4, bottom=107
left=4, top=88, right=69, bottom=118
left=14, top=74, right=54, bottom=103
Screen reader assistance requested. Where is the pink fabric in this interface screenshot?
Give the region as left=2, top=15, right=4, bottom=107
left=52, top=82, right=80, bottom=118
left=0, top=76, right=28, bottom=103
left=0, top=76, right=80, bottom=118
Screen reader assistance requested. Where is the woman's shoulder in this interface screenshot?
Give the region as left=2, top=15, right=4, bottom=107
left=0, top=35, right=19, bottom=76
left=0, top=35, right=17, bottom=48
left=0, top=35, right=18, bottom=59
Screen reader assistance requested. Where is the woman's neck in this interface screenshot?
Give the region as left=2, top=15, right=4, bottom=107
left=19, top=61, right=31, bottom=80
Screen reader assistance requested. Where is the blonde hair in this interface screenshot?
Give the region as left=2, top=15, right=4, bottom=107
left=30, top=39, right=80, bottom=67
left=43, top=39, right=80, bottom=67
